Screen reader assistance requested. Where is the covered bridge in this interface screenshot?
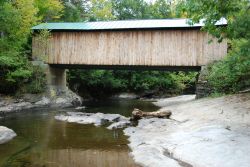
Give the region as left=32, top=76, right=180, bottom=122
left=32, top=19, right=227, bottom=70
left=32, top=19, right=227, bottom=92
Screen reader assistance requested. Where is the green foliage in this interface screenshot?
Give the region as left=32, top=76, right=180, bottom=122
left=184, top=0, right=249, bottom=41
left=208, top=40, right=250, bottom=93
left=34, top=0, right=64, bottom=22
left=111, top=0, right=151, bottom=19
left=33, top=29, right=52, bottom=62
left=89, top=0, right=115, bottom=21
left=68, top=70, right=127, bottom=98
left=149, top=0, right=171, bottom=19
left=184, top=0, right=250, bottom=94
left=0, top=0, right=62, bottom=94
left=20, top=66, right=47, bottom=94
left=111, top=0, right=172, bottom=20
left=68, top=70, right=197, bottom=98
left=0, top=1, right=36, bottom=94
left=61, top=0, right=87, bottom=22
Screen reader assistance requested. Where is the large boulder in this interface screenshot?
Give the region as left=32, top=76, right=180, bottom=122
left=0, top=126, right=16, bottom=144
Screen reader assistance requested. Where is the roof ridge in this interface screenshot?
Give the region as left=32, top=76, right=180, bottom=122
left=41, top=18, right=190, bottom=24
left=32, top=18, right=227, bottom=30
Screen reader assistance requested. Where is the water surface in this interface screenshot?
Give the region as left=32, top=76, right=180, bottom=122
left=0, top=99, right=159, bottom=167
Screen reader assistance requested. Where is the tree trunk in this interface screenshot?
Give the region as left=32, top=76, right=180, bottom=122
left=131, top=108, right=171, bottom=120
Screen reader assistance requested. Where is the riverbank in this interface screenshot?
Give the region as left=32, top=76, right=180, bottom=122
left=124, top=93, right=250, bottom=167
left=0, top=90, right=82, bottom=114
left=0, top=90, right=83, bottom=144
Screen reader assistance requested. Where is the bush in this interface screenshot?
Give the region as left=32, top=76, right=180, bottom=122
left=20, top=66, right=46, bottom=94
left=67, top=69, right=197, bottom=99
left=207, top=39, right=250, bottom=94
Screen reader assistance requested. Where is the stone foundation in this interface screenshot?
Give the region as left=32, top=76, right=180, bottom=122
left=196, top=66, right=212, bottom=99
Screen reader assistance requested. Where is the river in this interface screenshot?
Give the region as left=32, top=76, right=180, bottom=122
left=0, top=99, right=159, bottom=167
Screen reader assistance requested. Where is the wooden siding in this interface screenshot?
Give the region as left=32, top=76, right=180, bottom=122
left=32, top=29, right=227, bottom=66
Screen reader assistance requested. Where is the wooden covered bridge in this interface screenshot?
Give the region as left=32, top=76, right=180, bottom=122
left=32, top=19, right=227, bottom=92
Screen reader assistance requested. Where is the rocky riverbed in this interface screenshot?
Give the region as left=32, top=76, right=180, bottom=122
left=2, top=93, right=250, bottom=166
left=124, top=93, right=250, bottom=167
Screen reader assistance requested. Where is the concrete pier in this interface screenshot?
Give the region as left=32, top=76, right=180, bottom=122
left=47, top=66, right=67, bottom=97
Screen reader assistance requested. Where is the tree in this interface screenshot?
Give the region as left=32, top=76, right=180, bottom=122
left=184, top=0, right=249, bottom=41
left=35, top=0, right=64, bottom=22
left=0, top=0, right=64, bottom=94
left=61, top=0, right=89, bottom=22
left=111, top=0, right=151, bottom=20
left=184, top=0, right=250, bottom=93
left=89, top=0, right=114, bottom=21
left=0, top=0, right=38, bottom=93
left=149, top=0, right=171, bottom=19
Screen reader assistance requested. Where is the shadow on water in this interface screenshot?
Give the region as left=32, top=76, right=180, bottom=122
left=83, top=99, right=160, bottom=117
left=0, top=99, right=158, bottom=167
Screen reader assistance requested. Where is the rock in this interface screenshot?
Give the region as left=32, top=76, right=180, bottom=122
left=35, top=97, right=51, bottom=106
left=64, top=89, right=82, bottom=107
left=55, top=97, right=68, bottom=104
left=0, top=89, right=83, bottom=113
left=113, top=93, right=139, bottom=99
left=75, top=106, right=86, bottom=110
left=51, top=89, right=83, bottom=108
left=0, top=126, right=16, bottom=144
left=153, top=95, right=195, bottom=107
left=23, top=94, right=43, bottom=103
left=107, top=120, right=131, bottom=130
left=55, top=112, right=130, bottom=127
left=0, top=102, right=33, bottom=112
left=196, top=66, right=212, bottom=99
left=124, top=94, right=250, bottom=167
left=53, top=97, right=72, bottom=108
left=0, top=101, right=5, bottom=107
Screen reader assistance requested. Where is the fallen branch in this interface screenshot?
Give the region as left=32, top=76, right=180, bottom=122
left=131, top=108, right=171, bottom=120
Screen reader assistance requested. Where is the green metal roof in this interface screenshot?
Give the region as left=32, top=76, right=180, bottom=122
left=32, top=19, right=227, bottom=31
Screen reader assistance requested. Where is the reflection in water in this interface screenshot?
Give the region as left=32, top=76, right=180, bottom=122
left=37, top=149, right=138, bottom=167
left=0, top=99, right=158, bottom=166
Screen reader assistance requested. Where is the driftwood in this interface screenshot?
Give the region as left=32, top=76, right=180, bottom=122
left=131, top=108, right=171, bottom=120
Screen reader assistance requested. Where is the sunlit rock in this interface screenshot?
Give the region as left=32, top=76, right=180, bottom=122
left=124, top=94, right=250, bottom=167
left=113, top=93, right=139, bottom=99
left=75, top=106, right=86, bottom=110
left=55, top=112, right=130, bottom=127
left=0, top=102, right=33, bottom=112
left=35, top=97, right=51, bottom=106
left=0, top=126, right=16, bottom=144
left=153, top=95, right=195, bottom=107
left=107, top=119, right=131, bottom=130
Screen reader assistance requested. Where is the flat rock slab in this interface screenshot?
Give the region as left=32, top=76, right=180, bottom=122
left=153, top=95, right=196, bottom=107
left=55, top=112, right=130, bottom=127
left=0, top=126, right=16, bottom=144
left=124, top=94, right=250, bottom=167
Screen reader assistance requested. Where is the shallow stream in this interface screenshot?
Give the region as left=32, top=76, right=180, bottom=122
left=0, top=99, right=159, bottom=167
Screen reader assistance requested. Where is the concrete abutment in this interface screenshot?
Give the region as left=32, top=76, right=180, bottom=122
left=46, top=66, right=67, bottom=97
